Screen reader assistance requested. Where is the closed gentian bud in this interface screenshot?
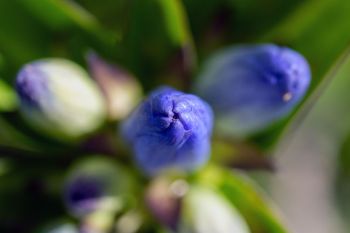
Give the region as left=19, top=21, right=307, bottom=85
left=179, top=186, right=250, bottom=233
left=122, top=87, right=213, bottom=176
left=195, top=44, right=311, bottom=137
left=63, top=156, right=130, bottom=218
left=15, top=59, right=106, bottom=141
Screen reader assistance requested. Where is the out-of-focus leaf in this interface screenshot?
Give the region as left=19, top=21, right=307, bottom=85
left=0, top=159, right=11, bottom=177
left=308, top=53, right=350, bottom=228
left=210, top=138, right=275, bottom=171
left=331, top=56, right=350, bottom=226
left=0, top=79, right=17, bottom=112
left=0, top=166, right=66, bottom=233
left=0, top=116, right=41, bottom=151
left=0, top=1, right=50, bottom=71
left=196, top=165, right=288, bottom=233
left=18, top=0, right=119, bottom=57
left=75, top=0, right=126, bottom=32
left=19, top=0, right=99, bottom=30
left=120, top=0, right=195, bottom=90
left=335, top=129, right=350, bottom=226
left=182, top=0, right=304, bottom=57
left=253, top=0, right=350, bottom=150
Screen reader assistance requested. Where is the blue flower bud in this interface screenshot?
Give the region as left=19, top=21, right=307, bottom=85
left=63, top=157, right=129, bottom=218
left=15, top=59, right=106, bottom=140
left=195, top=44, right=311, bottom=137
left=122, top=87, right=213, bottom=176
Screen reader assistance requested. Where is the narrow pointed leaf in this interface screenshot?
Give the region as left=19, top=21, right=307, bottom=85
left=120, top=0, right=195, bottom=90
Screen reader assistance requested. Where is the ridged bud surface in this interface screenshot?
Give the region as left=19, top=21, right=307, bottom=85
left=122, top=87, right=213, bottom=176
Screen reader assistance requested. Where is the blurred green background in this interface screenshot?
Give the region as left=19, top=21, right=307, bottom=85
left=1, top=0, right=350, bottom=232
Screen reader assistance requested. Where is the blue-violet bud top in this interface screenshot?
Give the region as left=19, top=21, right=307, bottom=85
left=122, top=87, right=213, bottom=176
left=64, top=157, right=129, bottom=218
left=195, top=44, right=311, bottom=137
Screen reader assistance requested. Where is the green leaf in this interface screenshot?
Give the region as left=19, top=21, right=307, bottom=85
left=182, top=0, right=304, bottom=57
left=18, top=0, right=99, bottom=30
left=0, top=164, right=67, bottom=232
left=0, top=116, right=41, bottom=151
left=195, top=165, right=288, bottom=233
left=0, top=80, right=17, bottom=112
left=120, top=0, right=195, bottom=90
left=329, top=56, right=350, bottom=225
left=335, top=132, right=350, bottom=224
left=253, top=0, right=350, bottom=150
left=0, top=1, right=50, bottom=70
left=18, top=0, right=119, bottom=57
left=74, top=0, right=127, bottom=34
